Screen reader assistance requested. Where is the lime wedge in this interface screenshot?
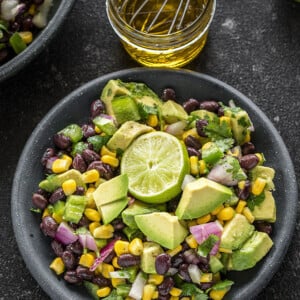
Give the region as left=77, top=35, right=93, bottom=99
left=120, top=131, right=190, bottom=204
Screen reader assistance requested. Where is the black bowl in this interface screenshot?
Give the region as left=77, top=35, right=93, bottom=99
left=0, top=0, right=76, bottom=83
left=12, top=68, right=298, bottom=300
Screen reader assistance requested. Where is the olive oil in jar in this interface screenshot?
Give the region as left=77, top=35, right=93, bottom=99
left=106, top=0, right=216, bottom=67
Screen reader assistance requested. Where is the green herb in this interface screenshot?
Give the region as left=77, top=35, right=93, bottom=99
left=215, top=138, right=234, bottom=152
left=204, top=119, right=232, bottom=140
left=102, top=289, right=123, bottom=300
left=137, top=103, right=158, bottom=120
left=247, top=192, right=265, bottom=210
left=30, top=207, right=42, bottom=213
left=181, top=283, right=208, bottom=299
left=197, top=234, right=219, bottom=257
left=211, top=279, right=234, bottom=290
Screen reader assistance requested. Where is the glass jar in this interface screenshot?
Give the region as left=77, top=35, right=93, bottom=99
left=106, top=0, right=216, bottom=68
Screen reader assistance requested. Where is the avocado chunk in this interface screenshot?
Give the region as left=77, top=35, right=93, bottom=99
left=251, top=191, right=276, bottom=222
left=231, top=231, right=273, bottom=271
left=209, top=255, right=224, bottom=273
left=135, top=212, right=188, bottom=249
left=39, top=169, right=85, bottom=192
left=220, top=214, right=255, bottom=250
left=191, top=109, right=219, bottom=122
left=141, top=242, right=164, bottom=274
left=161, top=100, right=188, bottom=123
left=107, top=121, right=154, bottom=151
left=175, top=178, right=233, bottom=220
left=83, top=281, right=100, bottom=300
left=63, top=195, right=87, bottom=224
left=249, top=165, right=275, bottom=191
left=93, top=174, right=129, bottom=224
left=93, top=115, right=117, bottom=135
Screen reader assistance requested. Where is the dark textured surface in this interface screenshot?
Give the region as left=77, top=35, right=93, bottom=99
left=0, top=0, right=299, bottom=299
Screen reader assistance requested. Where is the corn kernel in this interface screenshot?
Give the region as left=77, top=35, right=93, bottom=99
left=167, top=244, right=182, bottom=257
left=148, top=274, right=164, bottom=285
left=129, top=238, right=144, bottom=256
left=169, top=287, right=182, bottom=297
left=61, top=154, right=72, bottom=165
left=147, top=114, right=158, bottom=127
left=97, top=287, right=111, bottom=298
left=19, top=31, right=33, bottom=44
left=235, top=200, right=247, bottom=214
left=198, top=159, right=208, bottom=175
left=111, top=278, right=126, bottom=287
left=49, top=257, right=65, bottom=275
left=255, top=152, right=265, bottom=164
left=202, top=141, right=213, bottom=151
left=217, top=207, right=235, bottom=221
left=142, top=284, right=156, bottom=300
left=197, top=214, right=211, bottom=224
left=62, top=179, right=77, bottom=196
left=170, top=297, right=179, bottom=300
left=93, top=224, right=114, bottom=239
left=89, top=221, right=101, bottom=234
left=218, top=247, right=232, bottom=254
left=112, top=256, right=121, bottom=269
left=219, top=116, right=231, bottom=127
left=187, top=220, right=198, bottom=227
left=210, top=289, right=229, bottom=300
left=185, top=235, right=198, bottom=249
left=84, top=208, right=101, bottom=222
left=94, top=126, right=102, bottom=134
left=238, top=180, right=246, bottom=190
left=82, top=169, right=100, bottom=184
left=101, top=263, right=114, bottom=278
left=251, top=177, right=266, bottom=195
left=101, top=155, right=119, bottom=168
left=243, top=131, right=251, bottom=143
left=211, top=204, right=224, bottom=215
left=200, top=273, right=213, bottom=283
left=52, top=212, right=63, bottom=224
left=101, top=145, right=117, bottom=157
left=42, top=207, right=50, bottom=218
left=28, top=4, right=36, bottom=15
left=152, top=291, right=159, bottom=299
left=242, top=207, right=255, bottom=223
left=189, top=156, right=199, bottom=176
left=79, top=253, right=95, bottom=268
left=114, top=240, right=130, bottom=256
left=182, top=128, right=199, bottom=141
left=52, top=158, right=71, bottom=173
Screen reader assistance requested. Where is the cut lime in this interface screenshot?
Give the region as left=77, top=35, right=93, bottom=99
left=120, top=131, right=190, bottom=204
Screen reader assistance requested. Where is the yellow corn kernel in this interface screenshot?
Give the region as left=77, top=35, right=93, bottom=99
left=93, top=224, right=114, bottom=239
left=242, top=207, right=255, bottom=223
left=187, top=220, right=198, bottom=227
left=185, top=235, right=198, bottom=249
left=94, top=125, right=102, bottom=133
left=112, top=256, right=121, bottom=269
left=243, top=131, right=251, bottom=143
left=101, top=145, right=117, bottom=157
left=28, top=4, right=36, bottom=15
left=170, top=297, right=179, bottom=300
left=101, top=155, right=119, bottom=168
left=147, top=114, right=158, bottom=127
left=198, top=159, right=208, bottom=175
left=218, top=247, right=232, bottom=254
left=182, top=128, right=199, bottom=141
left=211, top=204, right=224, bottom=216
left=52, top=212, right=63, bottom=224
left=152, top=291, right=159, bottom=299
left=255, top=152, right=265, bottom=164
left=97, top=287, right=111, bottom=298
left=62, top=179, right=77, bottom=196
left=19, top=31, right=33, bottom=44
left=89, top=221, right=100, bottom=234
left=219, top=116, right=231, bottom=127
left=111, top=278, right=126, bottom=287
left=42, top=207, right=50, bottom=218
left=114, top=240, right=130, bottom=256
left=84, top=208, right=101, bottom=222
left=129, top=238, right=144, bottom=256
left=197, top=214, right=211, bottom=224
left=101, top=263, right=114, bottom=278
left=202, top=141, right=213, bottom=151
left=210, top=289, right=229, bottom=300
left=217, top=207, right=235, bottom=221
left=49, top=257, right=65, bottom=275
left=148, top=274, right=164, bottom=285
left=200, top=273, right=213, bottom=283
left=82, top=169, right=100, bottom=184
left=61, top=154, right=72, bottom=165
left=79, top=253, right=95, bottom=268
left=142, top=284, right=156, bottom=300
left=189, top=156, right=199, bottom=176
left=85, top=187, right=96, bottom=208
left=169, top=287, right=182, bottom=297
left=167, top=244, right=182, bottom=257
left=238, top=180, right=246, bottom=190
left=235, top=200, right=247, bottom=213
left=251, top=178, right=266, bottom=195
left=52, top=158, right=71, bottom=173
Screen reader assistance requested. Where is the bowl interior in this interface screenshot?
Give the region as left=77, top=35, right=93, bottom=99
left=12, top=68, right=298, bottom=300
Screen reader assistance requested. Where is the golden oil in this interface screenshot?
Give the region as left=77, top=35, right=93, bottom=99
left=106, top=0, right=216, bottom=67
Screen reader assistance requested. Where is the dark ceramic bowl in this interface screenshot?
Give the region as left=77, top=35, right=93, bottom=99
left=0, top=0, right=76, bottom=83
left=12, top=68, right=298, bottom=300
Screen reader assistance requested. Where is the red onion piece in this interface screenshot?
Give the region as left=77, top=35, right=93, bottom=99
left=55, top=222, right=78, bottom=245
left=78, top=233, right=98, bottom=252
left=165, top=121, right=187, bottom=137
left=207, top=163, right=238, bottom=186
left=181, top=174, right=196, bottom=190
left=45, top=156, right=58, bottom=170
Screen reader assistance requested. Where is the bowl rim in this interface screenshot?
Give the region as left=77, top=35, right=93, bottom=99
left=11, top=67, right=298, bottom=300
left=0, top=0, right=76, bottom=83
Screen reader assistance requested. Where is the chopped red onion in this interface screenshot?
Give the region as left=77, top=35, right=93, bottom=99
left=78, top=232, right=98, bottom=252
left=188, top=264, right=202, bottom=284
left=54, top=222, right=78, bottom=245
left=45, top=156, right=58, bottom=170
left=207, top=163, right=238, bottom=186
left=181, top=174, right=196, bottom=190
left=165, top=120, right=187, bottom=137
left=1, top=0, right=25, bottom=21
left=129, top=271, right=147, bottom=299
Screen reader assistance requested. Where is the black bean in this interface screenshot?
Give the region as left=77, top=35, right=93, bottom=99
left=82, top=124, right=95, bottom=139
left=161, top=88, right=176, bottom=101
left=185, top=135, right=201, bottom=149
left=178, top=264, right=192, bottom=282
left=41, top=148, right=55, bottom=166
left=199, top=100, right=220, bottom=113
left=157, top=295, right=171, bottom=300
left=158, top=277, right=174, bottom=296
left=53, top=133, right=71, bottom=150
left=40, top=216, right=58, bottom=238
left=196, top=119, right=208, bottom=137
left=242, top=142, right=256, bottom=155
left=78, top=215, right=90, bottom=227
left=66, top=240, right=83, bottom=255
left=239, top=154, right=259, bottom=170
left=0, top=48, right=9, bottom=64
left=62, top=250, right=77, bottom=270
left=32, top=193, right=48, bottom=209
left=217, top=106, right=224, bottom=117
left=36, top=188, right=50, bottom=199
left=34, top=0, right=45, bottom=5
left=49, top=188, right=65, bottom=204
left=103, top=250, right=116, bottom=263
left=155, top=253, right=171, bottom=275
left=200, top=282, right=214, bottom=290
left=72, top=154, right=87, bottom=173
left=198, top=255, right=210, bottom=273
left=74, top=186, right=85, bottom=195
left=183, top=249, right=201, bottom=265
left=76, top=266, right=94, bottom=281
left=22, top=16, right=33, bottom=31
left=64, top=270, right=82, bottom=284
left=183, top=98, right=200, bottom=113
left=254, top=221, right=273, bottom=235
left=87, top=161, right=114, bottom=180
left=111, top=218, right=125, bottom=231
left=51, top=240, right=64, bottom=257
left=171, top=253, right=184, bottom=268
left=117, top=254, right=141, bottom=267
left=187, top=147, right=201, bottom=158
left=90, top=99, right=106, bottom=118
left=238, top=180, right=251, bottom=200
left=82, top=149, right=100, bottom=164
left=92, top=275, right=111, bottom=287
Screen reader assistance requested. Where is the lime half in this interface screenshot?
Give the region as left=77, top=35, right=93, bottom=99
left=120, top=131, right=190, bottom=204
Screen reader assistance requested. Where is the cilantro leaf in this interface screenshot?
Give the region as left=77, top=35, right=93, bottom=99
left=212, top=279, right=234, bottom=290
left=215, top=138, right=234, bottom=152
left=181, top=283, right=208, bottom=299
left=247, top=192, right=265, bottom=210
left=137, top=103, right=158, bottom=120
left=197, top=234, right=219, bottom=257
left=204, top=119, right=232, bottom=140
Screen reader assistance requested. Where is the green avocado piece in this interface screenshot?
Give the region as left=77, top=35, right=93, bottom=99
left=83, top=281, right=100, bottom=300
left=59, top=124, right=83, bottom=143
left=100, top=197, right=129, bottom=225
left=201, top=142, right=224, bottom=164
left=39, top=169, right=85, bottom=192
left=141, top=242, right=164, bottom=274
left=209, top=255, right=224, bottom=273
left=220, top=214, right=255, bottom=250
left=63, top=195, right=87, bottom=224
left=107, top=121, right=154, bottom=152
left=249, top=165, right=275, bottom=191
left=93, top=115, right=117, bottom=135
left=175, top=177, right=232, bottom=220
left=231, top=231, right=273, bottom=271
left=190, top=109, right=219, bottom=122
left=135, top=212, right=188, bottom=249
left=161, top=100, right=188, bottom=123
left=251, top=191, right=276, bottom=222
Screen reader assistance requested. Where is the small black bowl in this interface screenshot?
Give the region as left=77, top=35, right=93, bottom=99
left=0, top=0, right=76, bottom=83
left=12, top=68, right=298, bottom=300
